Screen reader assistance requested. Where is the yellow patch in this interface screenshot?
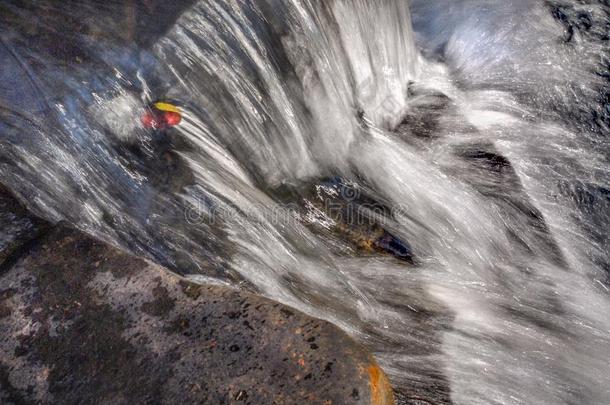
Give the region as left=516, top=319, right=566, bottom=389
left=357, top=239, right=375, bottom=252
left=153, top=102, right=181, bottom=114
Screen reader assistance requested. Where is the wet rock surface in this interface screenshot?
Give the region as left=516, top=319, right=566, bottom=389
left=273, top=177, right=415, bottom=264
left=0, top=186, right=394, bottom=405
left=0, top=184, right=49, bottom=268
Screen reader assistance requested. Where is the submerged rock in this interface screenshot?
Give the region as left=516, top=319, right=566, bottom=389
left=0, top=186, right=394, bottom=404
left=274, top=177, right=415, bottom=264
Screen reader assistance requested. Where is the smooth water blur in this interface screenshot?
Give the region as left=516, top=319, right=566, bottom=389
left=1, top=0, right=609, bottom=404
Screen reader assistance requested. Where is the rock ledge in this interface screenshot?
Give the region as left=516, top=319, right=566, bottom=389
left=0, top=186, right=394, bottom=405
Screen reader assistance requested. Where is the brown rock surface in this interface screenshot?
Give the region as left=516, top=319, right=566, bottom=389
left=0, top=186, right=394, bottom=404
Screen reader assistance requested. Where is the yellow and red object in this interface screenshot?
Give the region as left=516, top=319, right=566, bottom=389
left=141, top=101, right=182, bottom=129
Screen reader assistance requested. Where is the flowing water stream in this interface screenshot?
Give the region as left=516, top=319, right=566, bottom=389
left=1, top=0, right=609, bottom=403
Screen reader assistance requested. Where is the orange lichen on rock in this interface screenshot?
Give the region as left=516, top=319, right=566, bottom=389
left=368, top=364, right=395, bottom=405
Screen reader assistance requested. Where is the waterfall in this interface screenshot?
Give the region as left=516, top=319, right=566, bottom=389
left=1, top=0, right=609, bottom=403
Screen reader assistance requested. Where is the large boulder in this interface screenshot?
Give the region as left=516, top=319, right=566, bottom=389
left=0, top=186, right=394, bottom=404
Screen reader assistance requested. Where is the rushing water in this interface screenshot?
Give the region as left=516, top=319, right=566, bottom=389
left=1, top=0, right=609, bottom=403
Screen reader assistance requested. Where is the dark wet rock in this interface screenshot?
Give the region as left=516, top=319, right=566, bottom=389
left=395, top=86, right=453, bottom=141
left=0, top=184, right=49, bottom=268
left=273, top=177, right=415, bottom=264
left=0, top=0, right=197, bottom=50
left=374, top=231, right=413, bottom=262
left=0, top=187, right=394, bottom=405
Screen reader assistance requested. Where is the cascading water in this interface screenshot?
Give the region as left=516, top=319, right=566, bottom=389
left=1, top=0, right=609, bottom=404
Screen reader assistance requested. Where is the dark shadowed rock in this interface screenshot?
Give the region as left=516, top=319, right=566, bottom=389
left=0, top=186, right=394, bottom=405
left=0, top=184, right=49, bottom=269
